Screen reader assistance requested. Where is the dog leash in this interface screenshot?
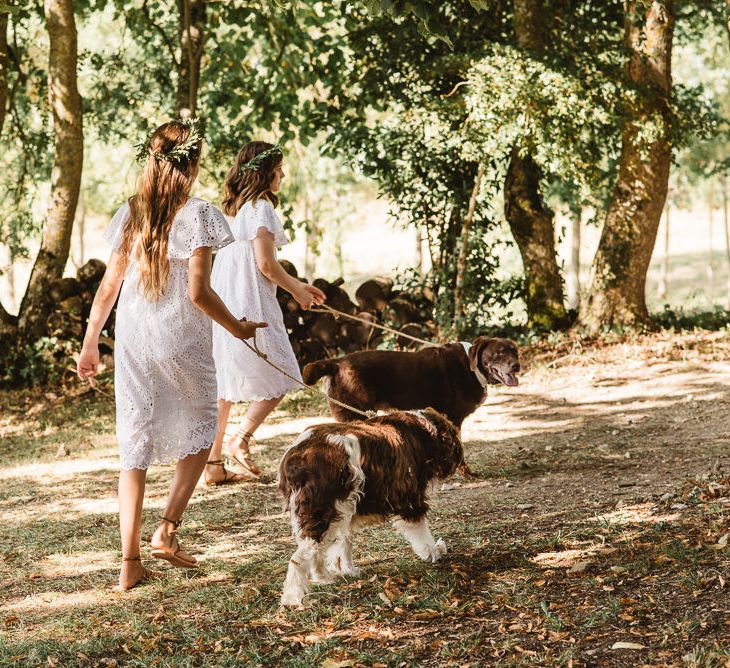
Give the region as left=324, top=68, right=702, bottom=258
left=241, top=334, right=377, bottom=419
left=309, top=304, right=439, bottom=348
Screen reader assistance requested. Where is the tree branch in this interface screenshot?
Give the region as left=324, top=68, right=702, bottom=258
left=141, top=0, right=179, bottom=69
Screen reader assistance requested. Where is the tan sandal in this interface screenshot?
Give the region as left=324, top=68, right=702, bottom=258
left=203, top=460, right=249, bottom=486
left=224, top=432, right=262, bottom=478
left=119, top=555, right=162, bottom=591
left=150, top=517, right=198, bottom=569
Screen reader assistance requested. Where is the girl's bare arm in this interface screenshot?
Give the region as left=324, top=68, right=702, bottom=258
left=77, top=251, right=128, bottom=385
left=253, top=231, right=325, bottom=309
left=187, top=247, right=267, bottom=339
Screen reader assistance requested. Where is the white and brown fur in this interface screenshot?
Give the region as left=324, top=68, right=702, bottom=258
left=278, top=408, right=462, bottom=607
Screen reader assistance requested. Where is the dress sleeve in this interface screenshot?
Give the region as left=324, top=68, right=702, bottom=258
left=169, top=199, right=235, bottom=259
left=244, top=199, right=289, bottom=247
left=103, top=202, right=130, bottom=254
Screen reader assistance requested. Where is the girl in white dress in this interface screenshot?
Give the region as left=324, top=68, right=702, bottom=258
left=77, top=120, right=266, bottom=590
left=205, top=141, right=325, bottom=483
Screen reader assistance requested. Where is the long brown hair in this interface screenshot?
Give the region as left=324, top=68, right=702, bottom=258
left=222, top=141, right=282, bottom=216
left=120, top=121, right=201, bottom=300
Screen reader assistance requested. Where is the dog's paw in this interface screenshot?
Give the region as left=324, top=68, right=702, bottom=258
left=280, top=591, right=306, bottom=608
left=435, top=538, right=448, bottom=558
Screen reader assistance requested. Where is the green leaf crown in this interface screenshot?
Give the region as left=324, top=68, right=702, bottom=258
left=135, top=118, right=204, bottom=165
left=238, top=145, right=283, bottom=175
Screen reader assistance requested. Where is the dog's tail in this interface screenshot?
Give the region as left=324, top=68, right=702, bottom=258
left=302, top=359, right=340, bottom=385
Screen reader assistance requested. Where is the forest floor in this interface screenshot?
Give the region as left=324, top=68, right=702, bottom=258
left=0, top=330, right=729, bottom=667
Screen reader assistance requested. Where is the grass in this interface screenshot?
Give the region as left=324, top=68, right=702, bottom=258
left=2, top=331, right=730, bottom=666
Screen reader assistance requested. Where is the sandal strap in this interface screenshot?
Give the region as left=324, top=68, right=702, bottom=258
left=161, top=516, right=182, bottom=530
left=123, top=555, right=141, bottom=562
left=206, top=460, right=224, bottom=467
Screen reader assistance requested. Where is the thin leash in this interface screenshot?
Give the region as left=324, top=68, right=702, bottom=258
left=309, top=303, right=439, bottom=348
left=241, top=334, right=377, bottom=420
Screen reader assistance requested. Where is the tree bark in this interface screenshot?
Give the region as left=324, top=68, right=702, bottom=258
left=658, top=200, right=670, bottom=301
left=18, top=0, right=83, bottom=340
left=504, top=0, right=568, bottom=329
left=454, top=163, right=485, bottom=320
left=0, top=11, right=8, bottom=137
left=0, top=12, right=14, bottom=327
left=505, top=149, right=568, bottom=328
left=567, top=206, right=581, bottom=310
left=176, top=0, right=206, bottom=117
left=723, top=175, right=730, bottom=309
left=579, top=1, right=674, bottom=332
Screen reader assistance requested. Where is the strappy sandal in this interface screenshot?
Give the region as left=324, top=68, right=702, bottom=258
left=119, top=555, right=162, bottom=591
left=203, top=460, right=248, bottom=486
left=150, top=517, right=199, bottom=569
left=224, top=432, right=262, bottom=479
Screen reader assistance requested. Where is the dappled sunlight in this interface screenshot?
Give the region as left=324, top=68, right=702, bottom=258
left=531, top=546, right=613, bottom=569
left=592, top=503, right=681, bottom=526
left=2, top=587, right=115, bottom=615
left=0, top=457, right=118, bottom=482
left=37, top=550, right=118, bottom=579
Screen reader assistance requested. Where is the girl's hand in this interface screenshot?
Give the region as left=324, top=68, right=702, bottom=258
left=294, top=283, right=326, bottom=310
left=76, top=344, right=100, bottom=388
left=236, top=318, right=268, bottom=341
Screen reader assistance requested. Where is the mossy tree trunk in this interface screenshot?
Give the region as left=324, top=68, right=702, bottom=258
left=0, top=11, right=14, bottom=327
left=18, top=0, right=83, bottom=341
left=504, top=0, right=568, bottom=330
left=579, top=1, right=674, bottom=333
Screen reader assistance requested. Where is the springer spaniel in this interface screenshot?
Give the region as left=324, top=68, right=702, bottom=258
left=302, top=336, right=520, bottom=428
left=278, top=408, right=462, bottom=607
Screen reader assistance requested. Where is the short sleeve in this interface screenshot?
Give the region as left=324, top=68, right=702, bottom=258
left=242, top=199, right=289, bottom=247
left=103, top=202, right=130, bottom=254
left=169, top=199, right=235, bottom=259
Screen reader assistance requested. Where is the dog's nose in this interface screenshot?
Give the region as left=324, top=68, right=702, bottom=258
left=512, top=363, right=520, bottom=373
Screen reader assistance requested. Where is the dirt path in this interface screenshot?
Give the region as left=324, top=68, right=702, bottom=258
left=0, top=332, right=728, bottom=667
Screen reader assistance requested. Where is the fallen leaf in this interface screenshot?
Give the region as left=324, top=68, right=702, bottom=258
left=611, top=641, right=645, bottom=650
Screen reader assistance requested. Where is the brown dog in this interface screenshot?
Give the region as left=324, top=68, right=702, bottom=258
left=278, top=408, right=463, bottom=606
left=302, top=337, right=520, bottom=428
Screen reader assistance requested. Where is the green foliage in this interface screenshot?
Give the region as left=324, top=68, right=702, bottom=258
left=1, top=336, right=74, bottom=387
left=654, top=305, right=730, bottom=332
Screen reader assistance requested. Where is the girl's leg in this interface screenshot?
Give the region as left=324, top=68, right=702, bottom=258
left=203, top=400, right=246, bottom=484
left=151, top=446, right=212, bottom=563
left=118, top=468, right=148, bottom=589
left=225, top=396, right=283, bottom=475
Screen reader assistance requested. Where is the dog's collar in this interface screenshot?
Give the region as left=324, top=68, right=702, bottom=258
left=460, top=342, right=489, bottom=389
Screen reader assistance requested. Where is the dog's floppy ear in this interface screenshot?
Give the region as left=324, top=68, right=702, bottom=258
left=468, top=336, right=490, bottom=371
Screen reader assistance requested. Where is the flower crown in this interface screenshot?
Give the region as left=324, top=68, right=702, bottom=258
left=135, top=118, right=204, bottom=165
left=238, top=144, right=283, bottom=175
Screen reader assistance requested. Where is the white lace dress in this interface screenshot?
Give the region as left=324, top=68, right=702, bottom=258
left=211, top=198, right=302, bottom=402
left=104, top=198, right=235, bottom=470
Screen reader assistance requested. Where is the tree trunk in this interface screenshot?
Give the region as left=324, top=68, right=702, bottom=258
left=18, top=0, right=83, bottom=340
left=505, top=148, right=568, bottom=328
left=504, top=0, right=567, bottom=329
left=723, top=175, right=730, bottom=309
left=708, top=182, right=715, bottom=305
left=176, top=0, right=206, bottom=117
left=0, top=12, right=13, bottom=327
left=579, top=1, right=674, bottom=332
left=567, top=206, right=582, bottom=310
left=0, top=11, right=8, bottom=136
left=658, top=200, right=670, bottom=301
left=454, top=163, right=484, bottom=320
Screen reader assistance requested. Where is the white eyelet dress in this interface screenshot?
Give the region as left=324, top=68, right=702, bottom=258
left=104, top=198, right=235, bottom=470
left=211, top=198, right=302, bottom=402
